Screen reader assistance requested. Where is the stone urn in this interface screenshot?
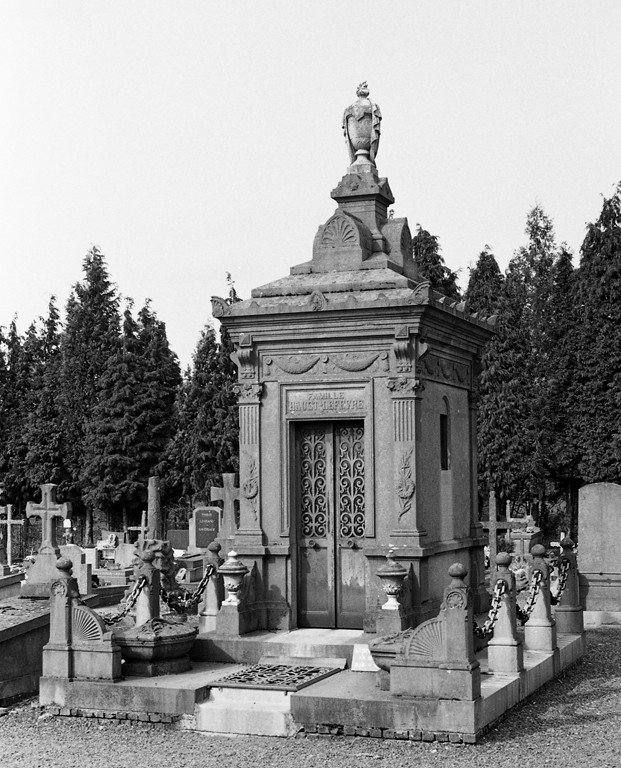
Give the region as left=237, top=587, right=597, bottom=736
left=342, top=81, right=381, bottom=166
left=112, top=547, right=198, bottom=676
left=368, top=629, right=417, bottom=673
left=114, top=617, right=198, bottom=676
left=376, top=549, right=407, bottom=610
left=218, top=551, right=249, bottom=605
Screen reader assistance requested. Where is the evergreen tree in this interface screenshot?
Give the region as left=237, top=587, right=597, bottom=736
left=477, top=264, right=537, bottom=510
left=464, top=247, right=504, bottom=317
left=162, top=324, right=239, bottom=505
left=412, top=225, right=461, bottom=299
left=572, top=184, right=621, bottom=483
left=162, top=278, right=240, bottom=509
left=547, top=247, right=580, bottom=535
left=24, top=298, right=66, bottom=489
left=59, top=247, right=120, bottom=543
left=0, top=321, right=33, bottom=512
left=476, top=205, right=558, bottom=524
left=82, top=301, right=181, bottom=533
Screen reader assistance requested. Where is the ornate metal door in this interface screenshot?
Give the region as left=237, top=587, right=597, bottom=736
left=296, top=421, right=366, bottom=629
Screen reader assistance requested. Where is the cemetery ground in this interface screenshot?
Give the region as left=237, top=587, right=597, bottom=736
left=0, top=627, right=618, bottom=768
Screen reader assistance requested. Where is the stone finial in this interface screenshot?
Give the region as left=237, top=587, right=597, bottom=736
left=342, top=82, right=382, bottom=169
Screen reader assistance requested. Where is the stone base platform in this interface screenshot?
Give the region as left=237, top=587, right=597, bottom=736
left=584, top=610, right=621, bottom=626
left=40, top=661, right=243, bottom=717
left=40, top=630, right=585, bottom=741
left=191, top=627, right=372, bottom=666
left=291, top=633, right=585, bottom=742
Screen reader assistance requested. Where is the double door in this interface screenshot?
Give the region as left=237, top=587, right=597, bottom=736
left=295, top=420, right=366, bottom=629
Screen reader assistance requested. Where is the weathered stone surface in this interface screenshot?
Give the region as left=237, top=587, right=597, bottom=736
left=578, top=482, right=621, bottom=612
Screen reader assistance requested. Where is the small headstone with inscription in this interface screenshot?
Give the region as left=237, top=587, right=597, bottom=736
left=188, top=506, right=221, bottom=553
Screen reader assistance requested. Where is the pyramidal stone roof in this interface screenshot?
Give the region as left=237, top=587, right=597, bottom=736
left=211, top=84, right=496, bottom=330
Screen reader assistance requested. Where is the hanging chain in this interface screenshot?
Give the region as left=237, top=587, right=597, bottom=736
left=550, top=557, right=570, bottom=605
left=160, top=563, right=216, bottom=613
left=516, top=568, right=543, bottom=624
left=101, top=575, right=147, bottom=626
left=474, top=579, right=507, bottom=639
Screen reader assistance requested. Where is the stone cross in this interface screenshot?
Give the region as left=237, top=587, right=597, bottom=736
left=481, top=493, right=526, bottom=568
left=0, top=504, right=23, bottom=567
left=26, top=483, right=71, bottom=555
left=128, top=509, right=148, bottom=541
left=211, top=473, right=240, bottom=539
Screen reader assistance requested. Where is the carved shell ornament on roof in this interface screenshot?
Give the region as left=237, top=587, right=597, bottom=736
left=321, top=215, right=357, bottom=247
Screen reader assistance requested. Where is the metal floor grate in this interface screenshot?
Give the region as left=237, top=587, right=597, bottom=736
left=209, top=663, right=341, bottom=691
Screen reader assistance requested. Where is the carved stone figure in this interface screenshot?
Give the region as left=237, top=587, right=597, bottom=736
left=343, top=82, right=381, bottom=167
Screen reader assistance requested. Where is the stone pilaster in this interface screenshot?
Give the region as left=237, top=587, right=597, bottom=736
left=387, top=375, right=426, bottom=540
left=234, top=383, right=265, bottom=548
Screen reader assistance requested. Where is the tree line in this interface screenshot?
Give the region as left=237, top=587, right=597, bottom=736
left=2, top=185, right=620, bottom=547
left=415, top=184, right=621, bottom=537
left=0, top=247, right=238, bottom=546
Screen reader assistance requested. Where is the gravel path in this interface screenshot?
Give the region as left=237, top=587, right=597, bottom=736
left=1, top=627, right=620, bottom=768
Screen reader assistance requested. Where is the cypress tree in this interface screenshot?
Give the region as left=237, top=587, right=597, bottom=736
left=59, top=246, right=120, bottom=544
left=82, top=301, right=181, bottom=534
left=477, top=205, right=558, bottom=525
left=547, top=248, right=580, bottom=535
left=573, top=184, right=621, bottom=483
left=464, top=247, right=504, bottom=317
left=24, top=298, right=66, bottom=489
left=412, top=225, right=461, bottom=299
left=162, top=277, right=240, bottom=508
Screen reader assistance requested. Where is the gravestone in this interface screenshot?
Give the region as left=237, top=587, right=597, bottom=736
left=481, top=493, right=527, bottom=568
left=21, top=483, right=72, bottom=598
left=578, top=482, right=621, bottom=617
left=59, top=544, right=93, bottom=595
left=127, top=511, right=147, bottom=544
left=189, top=506, right=221, bottom=553
left=0, top=504, right=23, bottom=574
left=166, top=530, right=190, bottom=551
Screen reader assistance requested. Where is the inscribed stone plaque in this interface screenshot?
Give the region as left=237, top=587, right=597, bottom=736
left=193, top=507, right=220, bottom=549
left=286, top=388, right=366, bottom=417
left=351, top=643, right=381, bottom=672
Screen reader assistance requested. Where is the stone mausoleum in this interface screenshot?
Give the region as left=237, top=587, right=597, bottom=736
left=211, top=83, right=495, bottom=634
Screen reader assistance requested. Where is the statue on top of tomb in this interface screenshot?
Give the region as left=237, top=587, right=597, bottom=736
left=343, top=82, right=382, bottom=168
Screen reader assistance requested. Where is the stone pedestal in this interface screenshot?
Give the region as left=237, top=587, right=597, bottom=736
left=42, top=558, right=121, bottom=681
left=21, top=552, right=63, bottom=598
left=554, top=539, right=584, bottom=635
left=487, top=554, right=524, bottom=674
left=524, top=545, right=557, bottom=653
left=199, top=543, right=224, bottom=633
left=385, top=564, right=481, bottom=701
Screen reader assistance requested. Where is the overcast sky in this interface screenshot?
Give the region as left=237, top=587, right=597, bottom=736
left=2, top=2, right=620, bottom=367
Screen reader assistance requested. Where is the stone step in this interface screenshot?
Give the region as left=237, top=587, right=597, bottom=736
left=195, top=687, right=297, bottom=737
left=192, top=627, right=372, bottom=666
